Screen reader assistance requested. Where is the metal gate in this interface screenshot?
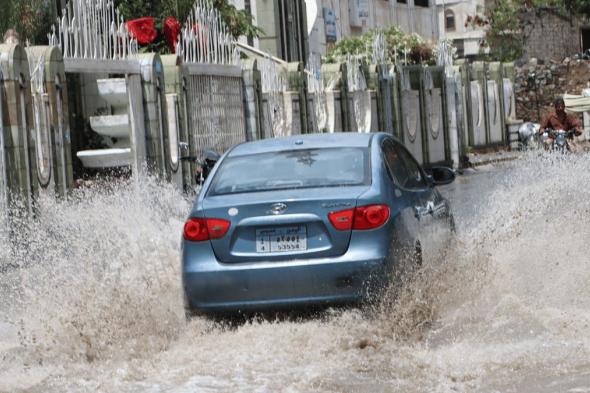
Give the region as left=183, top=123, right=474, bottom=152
left=185, top=66, right=247, bottom=158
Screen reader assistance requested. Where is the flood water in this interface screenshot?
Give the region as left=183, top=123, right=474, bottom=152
left=1, top=153, right=589, bottom=392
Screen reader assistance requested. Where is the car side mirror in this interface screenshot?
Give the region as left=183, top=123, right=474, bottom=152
left=425, top=166, right=456, bottom=186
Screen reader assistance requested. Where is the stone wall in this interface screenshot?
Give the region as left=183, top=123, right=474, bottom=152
left=520, top=8, right=581, bottom=61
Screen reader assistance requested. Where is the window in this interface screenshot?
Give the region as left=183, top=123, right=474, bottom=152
left=445, top=10, right=455, bottom=31
left=381, top=139, right=427, bottom=189
left=397, top=0, right=407, bottom=4
left=454, top=39, right=464, bottom=58
left=394, top=143, right=427, bottom=189
left=277, top=0, right=307, bottom=63
left=382, top=140, right=407, bottom=186
left=414, top=0, right=429, bottom=7
left=209, top=148, right=370, bottom=196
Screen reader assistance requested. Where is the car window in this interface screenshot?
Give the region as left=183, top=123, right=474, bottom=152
left=393, top=143, right=427, bottom=189
left=381, top=139, right=410, bottom=186
left=209, top=147, right=370, bottom=196
left=381, top=139, right=427, bottom=189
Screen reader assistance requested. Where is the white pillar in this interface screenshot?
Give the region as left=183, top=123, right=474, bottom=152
left=584, top=111, right=590, bottom=140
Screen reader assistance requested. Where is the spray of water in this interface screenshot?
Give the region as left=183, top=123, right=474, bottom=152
left=346, top=55, right=371, bottom=133
left=306, top=54, right=328, bottom=133
left=1, top=153, right=590, bottom=392
left=0, top=177, right=190, bottom=383
left=260, top=57, right=288, bottom=138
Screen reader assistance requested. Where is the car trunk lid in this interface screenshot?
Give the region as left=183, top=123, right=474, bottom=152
left=202, top=187, right=368, bottom=263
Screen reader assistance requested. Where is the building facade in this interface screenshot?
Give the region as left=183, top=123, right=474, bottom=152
left=435, top=0, right=486, bottom=58
left=238, top=0, right=489, bottom=60
left=306, top=0, right=440, bottom=58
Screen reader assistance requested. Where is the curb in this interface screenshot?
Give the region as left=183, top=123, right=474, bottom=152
left=467, top=152, right=522, bottom=168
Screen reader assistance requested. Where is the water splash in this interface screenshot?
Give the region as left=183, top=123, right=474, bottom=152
left=260, top=57, right=288, bottom=138
left=436, top=39, right=457, bottom=77
left=0, top=177, right=189, bottom=369
left=1, top=154, right=590, bottom=391
left=371, top=30, right=389, bottom=79
left=346, top=54, right=371, bottom=133
left=306, top=54, right=328, bottom=133
left=345, top=54, right=367, bottom=93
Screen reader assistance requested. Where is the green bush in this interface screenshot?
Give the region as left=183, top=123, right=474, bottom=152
left=323, top=27, right=435, bottom=65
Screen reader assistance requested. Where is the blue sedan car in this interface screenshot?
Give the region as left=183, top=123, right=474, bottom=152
left=182, top=132, right=455, bottom=316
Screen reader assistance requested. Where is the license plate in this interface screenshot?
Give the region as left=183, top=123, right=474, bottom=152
left=256, top=226, right=307, bottom=253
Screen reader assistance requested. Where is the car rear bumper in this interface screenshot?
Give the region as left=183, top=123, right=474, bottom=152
left=182, top=244, right=392, bottom=313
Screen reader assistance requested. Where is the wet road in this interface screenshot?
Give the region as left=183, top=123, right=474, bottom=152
left=1, top=153, right=590, bottom=392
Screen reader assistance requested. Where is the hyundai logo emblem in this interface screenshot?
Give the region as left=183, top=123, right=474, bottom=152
left=268, top=203, right=287, bottom=215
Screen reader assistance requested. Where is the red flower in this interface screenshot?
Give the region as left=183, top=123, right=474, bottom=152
left=164, top=16, right=182, bottom=53
left=127, top=17, right=158, bottom=45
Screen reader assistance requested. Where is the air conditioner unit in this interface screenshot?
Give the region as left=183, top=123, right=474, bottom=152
left=349, top=0, right=370, bottom=28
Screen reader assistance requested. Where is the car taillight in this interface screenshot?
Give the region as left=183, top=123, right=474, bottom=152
left=206, top=218, right=231, bottom=239
left=183, top=218, right=230, bottom=241
left=329, top=204, right=390, bottom=231
left=353, top=204, right=390, bottom=230
left=328, top=208, right=355, bottom=230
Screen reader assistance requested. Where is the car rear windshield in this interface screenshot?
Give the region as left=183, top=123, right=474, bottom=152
left=209, top=147, right=370, bottom=196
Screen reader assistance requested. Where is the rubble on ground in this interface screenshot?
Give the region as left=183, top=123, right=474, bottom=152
left=514, top=57, right=590, bottom=122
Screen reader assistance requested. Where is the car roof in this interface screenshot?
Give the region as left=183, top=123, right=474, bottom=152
left=227, top=132, right=381, bottom=157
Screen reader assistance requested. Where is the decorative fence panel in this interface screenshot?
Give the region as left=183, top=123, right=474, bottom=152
left=26, top=46, right=73, bottom=199
left=0, top=43, right=37, bottom=216
left=185, top=66, right=247, bottom=158
left=399, top=67, right=425, bottom=164
left=423, top=67, right=449, bottom=164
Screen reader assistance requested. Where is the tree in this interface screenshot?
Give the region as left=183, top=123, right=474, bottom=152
left=473, top=0, right=525, bottom=62
left=0, top=0, right=54, bottom=45
left=323, top=27, right=435, bottom=65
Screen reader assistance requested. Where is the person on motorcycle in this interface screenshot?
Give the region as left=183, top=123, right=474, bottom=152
left=195, top=150, right=220, bottom=185
left=539, top=97, right=582, bottom=151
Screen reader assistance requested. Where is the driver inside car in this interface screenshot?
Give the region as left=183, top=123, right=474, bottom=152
left=539, top=97, right=582, bottom=151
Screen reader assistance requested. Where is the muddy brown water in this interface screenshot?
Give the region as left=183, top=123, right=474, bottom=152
left=1, top=152, right=589, bottom=392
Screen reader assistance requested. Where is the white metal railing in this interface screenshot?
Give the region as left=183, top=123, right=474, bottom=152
left=178, top=0, right=240, bottom=65
left=49, top=0, right=138, bottom=60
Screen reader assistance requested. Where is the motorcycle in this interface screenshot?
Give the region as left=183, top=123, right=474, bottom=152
left=541, top=129, right=577, bottom=153
left=180, top=149, right=221, bottom=193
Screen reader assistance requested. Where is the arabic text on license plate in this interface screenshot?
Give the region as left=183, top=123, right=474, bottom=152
left=255, top=226, right=307, bottom=253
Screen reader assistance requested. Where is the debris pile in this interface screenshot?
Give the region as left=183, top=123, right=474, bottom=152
left=514, top=57, right=590, bottom=122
